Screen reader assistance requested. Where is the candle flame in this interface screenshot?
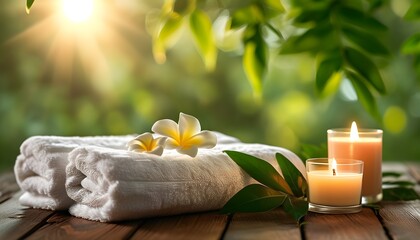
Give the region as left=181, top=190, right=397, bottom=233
left=350, top=121, right=359, bottom=141
left=332, top=158, right=337, bottom=176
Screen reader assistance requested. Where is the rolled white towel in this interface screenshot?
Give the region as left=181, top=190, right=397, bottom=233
left=14, top=135, right=136, bottom=210
left=66, top=142, right=304, bottom=222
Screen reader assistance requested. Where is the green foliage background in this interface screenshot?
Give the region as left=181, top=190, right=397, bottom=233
left=1, top=0, right=420, bottom=171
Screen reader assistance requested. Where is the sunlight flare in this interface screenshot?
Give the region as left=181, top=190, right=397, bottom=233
left=62, top=0, right=94, bottom=23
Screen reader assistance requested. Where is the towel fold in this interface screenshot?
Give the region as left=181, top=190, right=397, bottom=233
left=66, top=142, right=305, bottom=222
left=14, top=132, right=240, bottom=210
left=14, top=135, right=136, bottom=210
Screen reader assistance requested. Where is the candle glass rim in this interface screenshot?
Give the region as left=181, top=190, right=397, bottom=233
left=306, top=158, right=364, bottom=166
left=327, top=128, right=383, bottom=134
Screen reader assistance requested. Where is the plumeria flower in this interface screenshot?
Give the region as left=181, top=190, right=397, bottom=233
left=127, top=132, right=167, bottom=156
left=152, top=113, right=217, bottom=157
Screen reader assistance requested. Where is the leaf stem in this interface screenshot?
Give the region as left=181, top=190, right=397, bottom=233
left=265, top=22, right=285, bottom=41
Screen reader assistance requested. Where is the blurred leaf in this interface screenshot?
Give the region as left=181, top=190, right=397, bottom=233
left=264, top=0, right=285, bottom=13
left=382, top=171, right=402, bottom=178
left=293, top=9, right=329, bottom=25
left=366, top=0, right=385, bottom=11
left=153, top=12, right=184, bottom=64
left=344, top=47, right=386, bottom=94
left=276, top=153, right=307, bottom=197
left=383, top=187, right=420, bottom=201
left=346, top=71, right=381, bottom=121
left=281, top=25, right=335, bottom=54
left=26, top=0, right=35, bottom=13
left=224, top=150, right=293, bottom=194
left=404, top=2, right=420, bottom=20
left=316, top=55, right=342, bottom=93
left=338, top=7, right=387, bottom=32
left=342, top=26, right=389, bottom=56
left=383, top=180, right=415, bottom=187
left=231, top=4, right=264, bottom=28
left=243, top=25, right=268, bottom=98
left=283, top=196, right=308, bottom=223
left=189, top=10, right=217, bottom=71
left=174, top=0, right=196, bottom=15
left=401, top=33, right=420, bottom=54
left=221, top=184, right=287, bottom=214
left=299, top=143, right=327, bottom=160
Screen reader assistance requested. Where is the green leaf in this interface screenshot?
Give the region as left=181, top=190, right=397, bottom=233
left=280, top=25, right=335, bottom=54
left=401, top=33, right=420, bottom=54
left=382, top=171, right=402, bottom=178
left=282, top=196, right=308, bottom=223
left=189, top=10, right=217, bottom=71
left=383, top=187, right=420, bottom=201
left=221, top=184, right=287, bottom=214
left=264, top=0, right=285, bottom=13
left=242, top=25, right=268, bottom=99
left=299, top=143, right=327, bottom=160
left=153, top=13, right=184, bottom=64
left=383, top=180, right=415, bottom=187
left=346, top=71, right=381, bottom=121
left=224, top=150, right=293, bottom=195
left=316, top=55, right=342, bottom=93
left=174, top=0, right=196, bottom=15
left=275, top=153, right=307, bottom=197
left=26, top=0, right=35, bottom=13
left=404, top=2, right=420, bottom=20
left=344, top=47, right=386, bottom=94
left=338, top=7, right=387, bottom=32
left=293, top=9, right=329, bottom=25
left=231, top=4, right=264, bottom=28
left=342, top=26, right=389, bottom=56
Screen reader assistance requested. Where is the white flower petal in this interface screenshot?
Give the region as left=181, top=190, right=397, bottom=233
left=149, top=146, right=164, bottom=156
left=135, top=132, right=153, bottom=143
left=178, top=113, right=201, bottom=140
left=165, top=139, right=179, bottom=149
left=152, top=119, right=179, bottom=140
left=177, top=146, right=198, bottom=158
left=189, top=131, right=217, bottom=148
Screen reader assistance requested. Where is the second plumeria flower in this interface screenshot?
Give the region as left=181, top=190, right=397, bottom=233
left=152, top=112, right=217, bottom=157
left=127, top=132, right=167, bottom=156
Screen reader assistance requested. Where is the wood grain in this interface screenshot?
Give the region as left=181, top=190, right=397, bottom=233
left=130, top=212, right=228, bottom=240
left=304, top=208, right=388, bottom=240
left=26, top=211, right=142, bottom=240
left=407, top=163, right=420, bottom=183
left=0, top=192, right=54, bottom=240
left=0, top=171, right=20, bottom=204
left=224, top=209, right=300, bottom=240
left=380, top=201, right=420, bottom=240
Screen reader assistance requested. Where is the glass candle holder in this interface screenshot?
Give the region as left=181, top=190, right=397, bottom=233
left=307, top=158, right=364, bottom=214
left=328, top=127, right=383, bottom=204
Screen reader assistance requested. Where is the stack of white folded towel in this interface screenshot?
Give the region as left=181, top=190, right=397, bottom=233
left=14, top=133, right=305, bottom=222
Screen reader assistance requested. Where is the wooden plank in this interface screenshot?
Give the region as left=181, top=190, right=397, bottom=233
left=0, top=171, right=20, bottom=204
left=25, top=211, right=142, bottom=240
left=304, top=208, right=388, bottom=240
left=0, top=192, right=54, bottom=240
left=130, top=212, right=228, bottom=240
left=380, top=201, right=420, bottom=240
left=407, top=163, right=420, bottom=183
left=224, top=209, right=300, bottom=240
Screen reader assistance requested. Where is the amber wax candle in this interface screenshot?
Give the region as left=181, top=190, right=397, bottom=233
left=307, top=158, right=364, bottom=214
left=328, top=122, right=383, bottom=204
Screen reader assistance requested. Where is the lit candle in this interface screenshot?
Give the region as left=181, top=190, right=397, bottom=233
left=328, top=122, right=383, bottom=204
left=307, top=158, right=363, bottom=214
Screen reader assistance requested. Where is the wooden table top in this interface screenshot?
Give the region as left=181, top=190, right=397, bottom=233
left=0, top=163, right=419, bottom=240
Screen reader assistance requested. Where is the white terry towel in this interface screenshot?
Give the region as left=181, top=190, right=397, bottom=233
left=14, top=135, right=136, bottom=210
left=66, top=142, right=305, bottom=222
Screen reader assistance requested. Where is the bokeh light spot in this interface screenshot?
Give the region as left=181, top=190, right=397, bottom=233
left=384, top=106, right=407, bottom=133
